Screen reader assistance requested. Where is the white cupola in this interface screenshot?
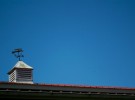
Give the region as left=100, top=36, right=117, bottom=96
left=8, top=61, right=33, bottom=84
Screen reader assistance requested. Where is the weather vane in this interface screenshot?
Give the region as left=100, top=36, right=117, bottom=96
left=12, top=48, right=24, bottom=61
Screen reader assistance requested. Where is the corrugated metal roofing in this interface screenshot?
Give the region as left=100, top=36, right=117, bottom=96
left=0, top=81, right=135, bottom=100
left=0, top=81, right=135, bottom=90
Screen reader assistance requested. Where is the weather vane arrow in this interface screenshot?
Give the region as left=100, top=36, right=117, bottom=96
left=12, top=48, right=24, bottom=61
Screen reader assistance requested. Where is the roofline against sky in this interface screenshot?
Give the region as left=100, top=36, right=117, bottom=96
left=0, top=81, right=135, bottom=90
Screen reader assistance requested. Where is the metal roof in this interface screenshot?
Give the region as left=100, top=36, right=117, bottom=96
left=0, top=82, right=135, bottom=99
left=0, top=81, right=135, bottom=91
left=13, top=61, right=33, bottom=69
left=8, top=61, right=33, bottom=74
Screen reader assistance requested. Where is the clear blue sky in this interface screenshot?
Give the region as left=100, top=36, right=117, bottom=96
left=0, top=0, right=135, bottom=88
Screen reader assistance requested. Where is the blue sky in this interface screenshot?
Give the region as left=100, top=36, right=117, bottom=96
left=0, top=0, right=135, bottom=87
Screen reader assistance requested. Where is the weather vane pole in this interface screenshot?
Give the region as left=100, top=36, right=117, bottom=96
left=12, top=48, right=24, bottom=61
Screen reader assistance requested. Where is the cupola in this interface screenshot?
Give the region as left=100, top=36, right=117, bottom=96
left=7, top=48, right=33, bottom=84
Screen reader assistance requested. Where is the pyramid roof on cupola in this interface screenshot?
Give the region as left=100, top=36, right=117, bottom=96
left=8, top=61, right=33, bottom=74
left=13, top=61, right=33, bottom=69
